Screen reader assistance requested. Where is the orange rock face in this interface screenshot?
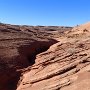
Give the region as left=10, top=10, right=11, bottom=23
left=0, top=23, right=60, bottom=90
left=2, top=22, right=90, bottom=90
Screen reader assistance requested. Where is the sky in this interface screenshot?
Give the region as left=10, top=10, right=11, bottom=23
left=0, top=0, right=90, bottom=26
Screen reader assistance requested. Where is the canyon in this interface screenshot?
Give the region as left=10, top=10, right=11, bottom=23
left=0, top=22, right=90, bottom=90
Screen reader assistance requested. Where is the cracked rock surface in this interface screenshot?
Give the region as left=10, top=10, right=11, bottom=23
left=1, top=22, right=90, bottom=90
left=17, top=22, right=90, bottom=90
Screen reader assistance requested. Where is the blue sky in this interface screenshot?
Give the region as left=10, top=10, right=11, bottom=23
left=0, top=0, right=90, bottom=26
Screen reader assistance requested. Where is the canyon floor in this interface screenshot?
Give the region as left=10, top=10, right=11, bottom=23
left=0, top=22, right=90, bottom=90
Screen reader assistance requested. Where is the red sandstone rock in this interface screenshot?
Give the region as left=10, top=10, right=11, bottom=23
left=1, top=22, right=90, bottom=90
left=17, top=22, right=90, bottom=90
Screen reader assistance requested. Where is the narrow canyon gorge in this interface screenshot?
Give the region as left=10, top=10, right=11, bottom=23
left=0, top=22, right=90, bottom=90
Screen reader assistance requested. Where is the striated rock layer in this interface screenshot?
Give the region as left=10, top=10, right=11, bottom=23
left=0, top=23, right=71, bottom=90
left=1, top=22, right=90, bottom=90
left=17, top=22, right=90, bottom=90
